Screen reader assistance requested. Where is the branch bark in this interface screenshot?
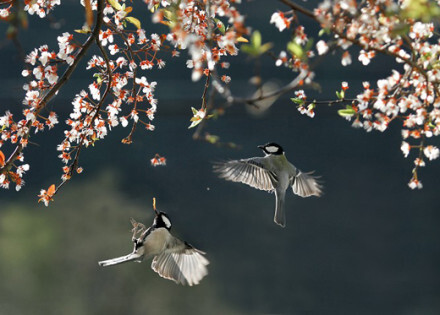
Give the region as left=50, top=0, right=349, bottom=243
left=0, top=0, right=106, bottom=175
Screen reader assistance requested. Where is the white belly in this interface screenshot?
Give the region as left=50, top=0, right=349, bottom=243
left=143, top=228, right=171, bottom=257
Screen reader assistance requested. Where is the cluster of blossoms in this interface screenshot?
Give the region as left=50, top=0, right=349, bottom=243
left=0, top=148, right=29, bottom=191
left=148, top=0, right=247, bottom=82
left=271, top=0, right=440, bottom=189
left=0, top=33, right=77, bottom=191
left=0, top=4, right=12, bottom=18
left=270, top=13, right=315, bottom=89
left=57, top=1, right=164, bottom=182
left=24, top=0, right=62, bottom=18
left=1, top=0, right=249, bottom=201
left=2, top=0, right=440, bottom=202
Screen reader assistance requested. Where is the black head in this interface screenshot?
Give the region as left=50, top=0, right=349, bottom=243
left=153, top=211, right=172, bottom=230
left=258, top=143, right=284, bottom=155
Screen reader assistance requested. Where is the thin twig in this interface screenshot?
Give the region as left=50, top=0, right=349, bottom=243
left=0, top=0, right=106, bottom=176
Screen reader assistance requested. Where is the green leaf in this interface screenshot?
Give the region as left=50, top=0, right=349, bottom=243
left=214, top=18, right=225, bottom=34
left=338, top=105, right=355, bottom=117
left=304, top=38, right=314, bottom=52
left=205, top=134, right=219, bottom=144
left=107, top=0, right=123, bottom=11
left=260, top=42, right=274, bottom=54
left=93, top=73, right=103, bottom=84
left=125, top=16, right=141, bottom=29
left=290, top=97, right=304, bottom=105
left=287, top=41, right=304, bottom=59
left=241, top=31, right=272, bottom=57
left=338, top=109, right=356, bottom=117
left=400, top=0, right=440, bottom=22
left=241, top=45, right=258, bottom=56
left=74, top=28, right=91, bottom=34
left=252, top=31, right=262, bottom=48
left=188, top=119, right=202, bottom=129
left=338, top=90, right=345, bottom=99
left=318, top=28, right=330, bottom=36
left=391, top=23, right=411, bottom=37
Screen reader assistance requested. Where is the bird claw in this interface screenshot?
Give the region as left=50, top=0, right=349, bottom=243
left=130, top=218, right=146, bottom=240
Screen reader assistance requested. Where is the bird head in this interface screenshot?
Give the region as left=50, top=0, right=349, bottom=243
left=258, top=143, right=284, bottom=155
left=153, top=208, right=172, bottom=230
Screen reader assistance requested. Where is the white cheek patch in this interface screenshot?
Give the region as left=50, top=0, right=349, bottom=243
left=265, top=146, right=279, bottom=153
left=162, top=215, right=172, bottom=229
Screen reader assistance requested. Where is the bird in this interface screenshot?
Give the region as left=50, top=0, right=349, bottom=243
left=214, top=142, right=322, bottom=227
left=98, top=203, right=209, bottom=286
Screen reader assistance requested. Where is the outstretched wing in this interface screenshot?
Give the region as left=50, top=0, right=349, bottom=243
left=151, top=237, right=209, bottom=286
left=213, top=158, right=277, bottom=191
left=291, top=171, right=323, bottom=197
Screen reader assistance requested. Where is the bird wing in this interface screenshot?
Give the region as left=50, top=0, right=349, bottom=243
left=290, top=171, right=323, bottom=197
left=213, top=158, right=277, bottom=191
left=151, top=237, right=209, bottom=286
left=98, top=252, right=143, bottom=267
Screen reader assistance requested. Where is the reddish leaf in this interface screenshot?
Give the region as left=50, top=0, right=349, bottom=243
left=47, top=184, right=56, bottom=196
left=0, top=150, right=5, bottom=167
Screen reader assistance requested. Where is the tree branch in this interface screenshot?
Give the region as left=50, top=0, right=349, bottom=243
left=0, top=0, right=106, bottom=176
left=279, top=0, right=315, bottom=19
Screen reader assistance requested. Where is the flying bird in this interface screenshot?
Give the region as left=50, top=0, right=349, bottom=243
left=214, top=143, right=322, bottom=227
left=98, top=203, right=209, bottom=286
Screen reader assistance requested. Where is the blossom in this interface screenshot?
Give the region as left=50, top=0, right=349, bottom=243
left=316, top=40, right=328, bottom=55
left=0, top=7, right=10, bottom=18
left=109, top=44, right=120, bottom=55
left=151, top=154, right=166, bottom=167
left=341, top=51, right=352, bottom=66
left=89, top=82, right=100, bottom=101
left=188, top=107, right=210, bottom=129
left=270, top=12, right=292, bottom=32
left=358, top=50, right=375, bottom=66
left=275, top=51, right=288, bottom=67
left=38, top=184, right=56, bottom=206
left=408, top=177, right=423, bottom=190
left=401, top=141, right=410, bottom=157
left=423, top=145, right=439, bottom=160
left=294, top=90, right=306, bottom=100
left=221, top=75, right=231, bottom=84
left=414, top=158, right=425, bottom=167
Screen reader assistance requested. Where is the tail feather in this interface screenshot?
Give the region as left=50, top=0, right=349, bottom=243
left=98, top=253, right=143, bottom=267
left=292, top=171, right=323, bottom=197
left=274, top=190, right=286, bottom=228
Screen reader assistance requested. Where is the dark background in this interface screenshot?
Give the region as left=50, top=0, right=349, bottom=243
left=1, top=1, right=440, bottom=314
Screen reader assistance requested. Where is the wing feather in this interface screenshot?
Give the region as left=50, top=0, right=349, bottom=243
left=214, top=158, right=277, bottom=191
left=291, top=171, right=323, bottom=197
left=151, top=237, right=209, bottom=286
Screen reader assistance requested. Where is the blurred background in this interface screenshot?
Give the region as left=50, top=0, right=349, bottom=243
left=1, top=1, right=440, bottom=314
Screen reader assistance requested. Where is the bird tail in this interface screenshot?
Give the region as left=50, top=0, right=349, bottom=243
left=292, top=171, right=323, bottom=197
left=274, top=190, right=286, bottom=228
left=98, top=253, right=143, bottom=267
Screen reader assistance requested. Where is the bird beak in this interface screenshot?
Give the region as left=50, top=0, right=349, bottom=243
left=257, top=145, right=264, bottom=150
left=152, top=197, right=158, bottom=215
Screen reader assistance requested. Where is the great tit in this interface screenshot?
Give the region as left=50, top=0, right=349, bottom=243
left=98, top=207, right=209, bottom=286
left=214, top=142, right=322, bottom=227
